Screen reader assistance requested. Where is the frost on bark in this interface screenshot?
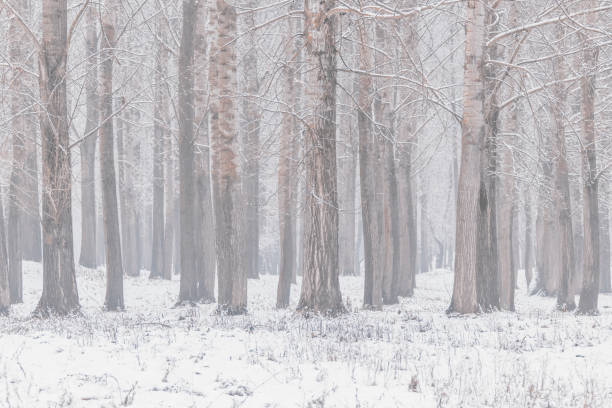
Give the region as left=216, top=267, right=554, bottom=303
left=79, top=4, right=98, bottom=269
left=211, top=0, right=247, bottom=314
left=241, top=0, right=261, bottom=281
left=35, top=0, right=80, bottom=317
left=577, top=0, right=601, bottom=315
left=0, top=194, right=10, bottom=314
left=178, top=0, right=199, bottom=304
left=100, top=0, right=125, bottom=311
left=357, top=21, right=383, bottom=310
left=600, top=182, right=611, bottom=293
left=448, top=0, right=487, bottom=314
left=150, top=15, right=168, bottom=280
left=193, top=0, right=215, bottom=302
left=297, top=0, right=344, bottom=315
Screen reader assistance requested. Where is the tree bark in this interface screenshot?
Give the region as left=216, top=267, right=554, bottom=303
left=211, top=0, right=247, bottom=314
left=35, top=0, right=80, bottom=317
left=577, top=2, right=601, bottom=314
left=0, top=194, right=10, bottom=314
left=100, top=0, right=124, bottom=311
left=79, top=4, right=98, bottom=269
left=448, top=0, right=486, bottom=314
left=178, top=0, right=199, bottom=304
left=193, top=0, right=215, bottom=302
left=297, top=0, right=344, bottom=315
left=276, top=3, right=298, bottom=308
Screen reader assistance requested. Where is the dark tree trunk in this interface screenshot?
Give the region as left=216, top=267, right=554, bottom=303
left=297, top=0, right=344, bottom=315
left=79, top=4, right=98, bottom=269
left=35, top=0, right=80, bottom=317
left=177, top=0, right=199, bottom=304
left=100, top=0, right=124, bottom=311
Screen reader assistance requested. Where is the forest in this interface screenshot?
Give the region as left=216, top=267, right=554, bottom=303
left=0, top=0, right=612, bottom=407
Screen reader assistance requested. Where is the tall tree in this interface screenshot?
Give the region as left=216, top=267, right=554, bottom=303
left=297, top=0, right=344, bottom=315
left=448, top=0, right=487, bottom=314
left=241, top=0, right=261, bottom=280
left=79, top=3, right=98, bottom=269
left=0, top=194, right=10, bottom=314
left=35, top=0, right=80, bottom=316
left=178, top=0, right=199, bottom=304
left=100, top=0, right=124, bottom=311
left=194, top=0, right=215, bottom=302
left=150, top=13, right=168, bottom=280
left=577, top=0, right=601, bottom=315
left=211, top=0, right=247, bottom=314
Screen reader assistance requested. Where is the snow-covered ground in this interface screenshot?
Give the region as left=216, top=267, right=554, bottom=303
left=1, top=263, right=612, bottom=407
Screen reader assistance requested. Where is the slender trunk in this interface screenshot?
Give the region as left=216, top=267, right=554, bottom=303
left=577, top=3, right=600, bottom=314
left=193, top=0, right=215, bottom=302
left=297, top=0, right=344, bottom=315
left=276, top=3, right=298, bottom=308
left=0, top=194, right=10, bottom=314
left=524, top=186, right=533, bottom=288
left=36, top=0, right=80, bottom=316
left=178, top=0, right=198, bottom=304
left=357, top=21, right=382, bottom=310
left=600, top=183, right=611, bottom=292
left=79, top=4, right=98, bottom=269
left=162, top=135, right=175, bottom=280
left=100, top=0, right=124, bottom=311
left=242, top=0, right=261, bottom=280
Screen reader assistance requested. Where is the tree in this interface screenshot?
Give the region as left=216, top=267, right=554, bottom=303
left=448, top=0, right=487, bottom=314
left=79, top=3, right=98, bottom=269
left=211, top=0, right=247, bottom=314
left=297, top=0, right=344, bottom=315
left=177, top=0, right=199, bottom=304
left=99, top=0, right=125, bottom=311
left=0, top=194, right=10, bottom=314
left=577, top=0, right=601, bottom=315
left=35, top=0, right=80, bottom=316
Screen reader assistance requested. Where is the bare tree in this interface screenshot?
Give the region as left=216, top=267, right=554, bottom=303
left=100, top=0, right=125, bottom=311
left=35, top=0, right=80, bottom=316
left=297, top=0, right=344, bottom=315
left=79, top=3, right=98, bottom=269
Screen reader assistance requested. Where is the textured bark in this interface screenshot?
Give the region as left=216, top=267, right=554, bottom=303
left=8, top=4, right=27, bottom=303
left=193, top=0, right=215, bottom=302
left=419, top=192, right=429, bottom=273
left=524, top=186, right=533, bottom=288
left=35, top=0, right=80, bottom=316
left=162, top=136, right=175, bottom=280
left=448, top=0, right=486, bottom=314
left=577, top=3, right=600, bottom=314
left=0, top=195, right=10, bottom=314
left=149, top=20, right=167, bottom=280
left=241, top=0, right=261, bottom=280
left=357, top=21, right=382, bottom=310
left=79, top=4, right=98, bottom=269
left=297, top=0, right=344, bottom=315
left=211, top=0, right=247, bottom=314
left=600, top=183, right=611, bottom=292
left=534, top=150, right=557, bottom=296
left=178, top=0, right=199, bottom=304
left=551, top=48, right=575, bottom=311
left=276, top=4, right=298, bottom=308
left=100, top=0, right=124, bottom=311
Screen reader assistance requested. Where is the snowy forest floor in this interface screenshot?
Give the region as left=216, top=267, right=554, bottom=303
left=1, top=263, right=612, bottom=407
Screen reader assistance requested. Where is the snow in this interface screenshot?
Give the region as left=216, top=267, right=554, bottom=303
left=1, top=263, right=612, bottom=407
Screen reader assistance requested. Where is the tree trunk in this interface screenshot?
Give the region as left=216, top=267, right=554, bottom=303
left=162, top=135, right=175, bottom=280
left=357, top=21, right=383, bottom=310
left=297, top=0, right=344, bottom=315
left=241, top=0, right=261, bottom=280
left=419, top=191, right=429, bottom=273
left=177, top=0, right=199, bottom=304
left=577, top=3, right=600, bottom=314
left=276, top=3, right=298, bottom=308
left=600, top=182, right=611, bottom=293
left=0, top=194, right=10, bottom=314
left=100, top=0, right=124, bottom=311
left=211, top=0, right=246, bottom=314
left=35, top=0, right=80, bottom=316
left=193, top=0, right=215, bottom=302
left=79, top=4, right=98, bottom=269
left=448, top=0, right=486, bottom=314
left=524, top=186, right=533, bottom=289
